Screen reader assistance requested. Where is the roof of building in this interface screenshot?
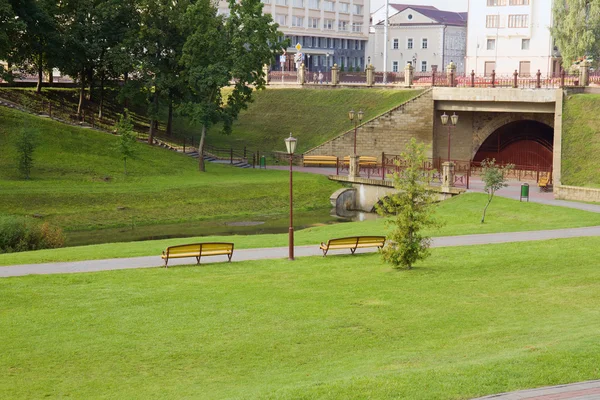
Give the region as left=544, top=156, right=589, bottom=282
left=380, top=4, right=467, bottom=26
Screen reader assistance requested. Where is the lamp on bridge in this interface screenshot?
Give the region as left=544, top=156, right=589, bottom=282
left=441, top=112, right=458, bottom=162
left=348, top=109, right=364, bottom=155
left=284, top=133, right=297, bottom=261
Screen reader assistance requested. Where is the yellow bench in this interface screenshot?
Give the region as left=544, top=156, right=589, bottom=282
left=319, top=236, right=386, bottom=256
left=161, top=242, right=234, bottom=267
left=538, top=175, right=551, bottom=192
left=302, top=155, right=339, bottom=167
left=341, top=156, right=378, bottom=167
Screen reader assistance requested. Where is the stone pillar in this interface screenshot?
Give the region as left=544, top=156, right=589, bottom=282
left=298, top=63, right=306, bottom=85
left=366, top=64, right=375, bottom=87
left=263, top=65, right=270, bottom=84
left=404, top=63, right=414, bottom=87
left=349, top=154, right=360, bottom=180
left=441, top=161, right=455, bottom=192
left=579, top=60, right=590, bottom=87
left=331, top=64, right=339, bottom=86
left=446, top=61, right=456, bottom=87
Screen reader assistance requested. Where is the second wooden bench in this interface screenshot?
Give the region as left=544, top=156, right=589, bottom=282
left=319, top=236, right=386, bottom=256
left=161, top=242, right=234, bottom=267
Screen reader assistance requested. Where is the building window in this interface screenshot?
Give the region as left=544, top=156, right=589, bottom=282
left=261, top=0, right=271, bottom=4
left=308, top=17, right=320, bottom=28
left=519, top=61, right=531, bottom=77
left=343, top=39, right=347, bottom=49
left=292, top=0, right=303, bottom=7
left=508, top=14, right=528, bottom=28
left=484, top=61, right=495, bottom=76
left=422, top=38, right=428, bottom=49
left=509, top=0, right=529, bottom=4
left=338, top=20, right=348, bottom=31
left=308, top=0, right=320, bottom=9
left=275, top=0, right=287, bottom=5
left=292, top=16, right=304, bottom=27
left=339, top=2, right=349, bottom=13
left=421, top=61, right=427, bottom=72
left=353, top=4, right=363, bottom=14
left=521, top=38, right=530, bottom=50
left=487, top=0, right=506, bottom=5
left=392, top=61, right=399, bottom=72
left=407, top=14, right=413, bottom=20
left=486, top=15, right=499, bottom=28
left=275, top=14, right=287, bottom=25
left=486, top=38, right=496, bottom=50
left=324, top=19, right=334, bottom=30
left=329, top=38, right=334, bottom=48
left=352, top=22, right=362, bottom=32
left=324, top=0, right=334, bottom=11
left=407, top=38, right=413, bottom=49
left=393, top=38, right=399, bottom=49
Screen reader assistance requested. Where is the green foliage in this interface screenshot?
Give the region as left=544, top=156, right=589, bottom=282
left=113, top=110, right=137, bottom=174
left=480, top=158, right=514, bottom=223
left=376, top=138, right=438, bottom=269
left=14, top=128, right=37, bottom=179
left=0, top=216, right=64, bottom=253
left=550, top=0, right=600, bottom=68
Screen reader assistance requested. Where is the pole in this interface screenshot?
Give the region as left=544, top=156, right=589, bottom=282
left=447, top=125, right=451, bottom=162
left=383, top=0, right=389, bottom=84
left=353, top=120, right=357, bottom=155
left=288, top=153, right=294, bottom=260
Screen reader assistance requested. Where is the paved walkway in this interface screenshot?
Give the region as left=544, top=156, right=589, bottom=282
left=3, top=225, right=600, bottom=278
left=473, top=380, right=600, bottom=399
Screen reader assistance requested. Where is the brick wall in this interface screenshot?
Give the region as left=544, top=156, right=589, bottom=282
left=555, top=185, right=600, bottom=202
left=304, top=89, right=434, bottom=159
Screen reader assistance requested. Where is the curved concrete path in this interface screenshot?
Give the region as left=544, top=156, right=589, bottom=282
left=472, top=380, right=600, bottom=399
left=2, top=225, right=600, bottom=278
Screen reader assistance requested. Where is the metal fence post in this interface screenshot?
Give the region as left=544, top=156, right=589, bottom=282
left=230, top=148, right=233, bottom=164
left=183, top=138, right=186, bottom=153
left=536, top=70, right=541, bottom=89
left=560, top=70, right=566, bottom=88
left=471, top=70, right=475, bottom=87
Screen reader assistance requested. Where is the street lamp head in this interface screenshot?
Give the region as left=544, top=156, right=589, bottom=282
left=441, top=112, right=449, bottom=126
left=358, top=110, right=364, bottom=121
left=285, top=133, right=297, bottom=155
left=348, top=109, right=355, bottom=121
left=451, top=112, right=458, bottom=126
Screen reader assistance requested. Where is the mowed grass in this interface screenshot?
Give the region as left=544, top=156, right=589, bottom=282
left=3, top=192, right=600, bottom=266
left=562, top=93, right=600, bottom=188
left=0, top=107, right=339, bottom=231
left=174, top=88, right=422, bottom=154
left=2, top=238, right=600, bottom=399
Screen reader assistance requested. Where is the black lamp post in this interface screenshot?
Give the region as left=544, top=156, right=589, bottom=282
left=285, top=133, right=297, bottom=260
left=440, top=112, right=458, bottom=162
left=348, top=109, right=364, bottom=155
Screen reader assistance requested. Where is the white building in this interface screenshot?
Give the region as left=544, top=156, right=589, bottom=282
left=217, top=0, right=370, bottom=72
left=465, top=0, right=560, bottom=77
left=368, top=4, right=468, bottom=74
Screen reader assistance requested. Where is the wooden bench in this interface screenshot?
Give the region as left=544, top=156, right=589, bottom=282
left=341, top=156, right=378, bottom=167
left=319, top=236, right=386, bottom=256
left=302, top=155, right=338, bottom=167
left=538, top=175, right=551, bottom=192
left=161, top=242, right=234, bottom=267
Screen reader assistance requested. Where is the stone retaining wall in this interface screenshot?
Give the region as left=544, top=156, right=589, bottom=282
left=555, top=185, right=600, bottom=202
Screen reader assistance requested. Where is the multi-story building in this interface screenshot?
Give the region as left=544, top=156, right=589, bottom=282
left=217, top=0, right=369, bottom=72
left=368, top=4, right=468, bottom=74
left=465, top=0, right=559, bottom=77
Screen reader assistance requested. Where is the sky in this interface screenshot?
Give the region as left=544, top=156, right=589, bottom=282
left=370, top=0, right=469, bottom=13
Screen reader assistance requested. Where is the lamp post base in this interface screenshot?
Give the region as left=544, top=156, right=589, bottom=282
left=288, top=227, right=294, bottom=260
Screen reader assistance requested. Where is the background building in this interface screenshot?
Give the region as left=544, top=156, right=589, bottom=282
left=217, top=0, right=369, bottom=72
left=465, top=0, right=559, bottom=77
left=368, top=4, right=467, bottom=74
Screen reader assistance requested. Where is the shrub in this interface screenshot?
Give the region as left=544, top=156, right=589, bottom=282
left=0, top=216, right=65, bottom=253
left=15, top=129, right=37, bottom=179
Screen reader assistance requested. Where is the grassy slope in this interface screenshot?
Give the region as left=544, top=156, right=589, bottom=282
left=1, top=238, right=600, bottom=399
left=3, top=192, right=600, bottom=266
left=0, top=107, right=339, bottom=231
left=562, top=93, right=600, bottom=188
left=174, top=88, right=422, bottom=154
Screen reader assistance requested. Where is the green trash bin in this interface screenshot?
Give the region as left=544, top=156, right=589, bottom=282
left=259, top=155, right=266, bottom=169
left=520, top=183, right=529, bottom=202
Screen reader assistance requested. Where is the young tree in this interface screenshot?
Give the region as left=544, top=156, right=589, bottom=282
left=15, top=129, right=37, bottom=179
left=114, top=110, right=137, bottom=175
left=551, top=0, right=600, bottom=69
left=376, top=138, right=439, bottom=269
left=480, top=158, right=514, bottom=224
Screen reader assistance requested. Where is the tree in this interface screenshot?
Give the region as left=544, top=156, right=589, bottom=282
left=15, top=129, right=37, bottom=179
left=114, top=110, right=137, bottom=174
left=0, top=0, right=23, bottom=82
left=480, top=158, right=514, bottom=223
left=376, top=139, right=439, bottom=269
left=181, top=0, right=284, bottom=171
left=551, top=0, right=600, bottom=69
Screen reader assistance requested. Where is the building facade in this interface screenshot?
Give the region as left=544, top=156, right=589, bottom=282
left=217, top=0, right=369, bottom=72
left=368, top=5, right=467, bottom=74
left=465, top=0, right=559, bottom=77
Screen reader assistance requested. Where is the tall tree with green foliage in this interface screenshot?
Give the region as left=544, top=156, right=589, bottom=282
left=551, top=0, right=600, bottom=69
left=480, top=158, right=514, bottom=224
left=181, top=0, right=284, bottom=171
left=376, top=139, right=439, bottom=269
left=113, top=110, right=137, bottom=175
left=0, top=0, right=23, bottom=82
left=15, top=129, right=37, bottom=179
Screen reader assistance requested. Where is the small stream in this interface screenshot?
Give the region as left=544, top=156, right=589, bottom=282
left=65, top=209, right=379, bottom=247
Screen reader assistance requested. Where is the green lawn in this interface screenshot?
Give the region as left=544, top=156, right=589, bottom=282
left=0, top=107, right=339, bottom=232
left=2, top=237, right=600, bottom=399
left=176, top=88, right=422, bottom=154
left=2, top=192, right=600, bottom=266
left=562, top=93, right=600, bottom=188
